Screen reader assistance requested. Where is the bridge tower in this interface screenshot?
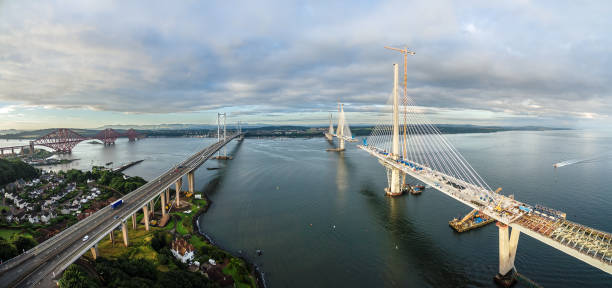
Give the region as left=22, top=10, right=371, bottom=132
left=384, top=64, right=402, bottom=196
left=337, top=104, right=346, bottom=151
left=217, top=113, right=227, bottom=157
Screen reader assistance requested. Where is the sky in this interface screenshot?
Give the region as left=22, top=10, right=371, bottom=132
left=0, top=0, right=611, bottom=130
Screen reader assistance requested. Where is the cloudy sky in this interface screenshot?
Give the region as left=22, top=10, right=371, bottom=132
left=0, top=0, right=611, bottom=129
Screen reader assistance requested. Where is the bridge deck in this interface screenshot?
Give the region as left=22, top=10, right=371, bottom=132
left=359, top=145, right=612, bottom=274
left=0, top=133, right=242, bottom=287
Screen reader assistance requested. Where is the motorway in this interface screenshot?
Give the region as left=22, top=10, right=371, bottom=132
left=0, top=133, right=242, bottom=287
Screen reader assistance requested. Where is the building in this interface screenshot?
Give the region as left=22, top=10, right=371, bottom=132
left=171, top=238, right=195, bottom=263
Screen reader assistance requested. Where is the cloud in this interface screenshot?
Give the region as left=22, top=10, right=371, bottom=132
left=0, top=0, right=610, bottom=127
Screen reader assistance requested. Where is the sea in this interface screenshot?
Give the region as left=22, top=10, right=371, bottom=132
left=2, top=129, right=611, bottom=287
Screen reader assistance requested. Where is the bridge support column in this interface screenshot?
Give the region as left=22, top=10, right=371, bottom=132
left=188, top=171, right=195, bottom=195
left=132, top=213, right=137, bottom=229
left=175, top=178, right=183, bottom=207
left=90, top=244, right=99, bottom=260
left=161, top=192, right=167, bottom=216
left=494, top=223, right=520, bottom=287
left=165, top=188, right=170, bottom=203
left=150, top=200, right=155, bottom=217
left=29, top=141, right=34, bottom=155
left=143, top=206, right=150, bottom=231
left=121, top=221, right=129, bottom=247
left=109, top=230, right=115, bottom=246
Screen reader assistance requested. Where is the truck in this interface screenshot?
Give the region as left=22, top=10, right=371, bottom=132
left=111, top=199, right=124, bottom=209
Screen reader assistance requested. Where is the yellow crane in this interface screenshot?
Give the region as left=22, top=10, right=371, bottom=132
left=493, top=187, right=504, bottom=212
left=384, top=46, right=415, bottom=161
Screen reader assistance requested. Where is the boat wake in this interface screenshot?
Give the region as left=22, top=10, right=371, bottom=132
left=553, top=152, right=611, bottom=168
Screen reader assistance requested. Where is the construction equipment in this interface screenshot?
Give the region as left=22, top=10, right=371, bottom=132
left=458, top=209, right=478, bottom=225
left=493, top=187, right=503, bottom=212
left=384, top=46, right=415, bottom=161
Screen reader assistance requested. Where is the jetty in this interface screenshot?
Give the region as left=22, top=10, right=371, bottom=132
left=112, top=159, right=144, bottom=172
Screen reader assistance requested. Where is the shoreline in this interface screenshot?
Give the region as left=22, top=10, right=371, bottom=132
left=192, top=191, right=267, bottom=288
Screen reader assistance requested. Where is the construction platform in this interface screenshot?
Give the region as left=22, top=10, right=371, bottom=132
left=449, top=210, right=495, bottom=232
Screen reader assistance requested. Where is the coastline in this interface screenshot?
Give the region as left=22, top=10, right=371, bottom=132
left=192, top=191, right=267, bottom=288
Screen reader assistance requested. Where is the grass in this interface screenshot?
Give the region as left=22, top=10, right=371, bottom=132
left=0, top=228, right=28, bottom=240
left=79, top=193, right=256, bottom=287
left=93, top=217, right=160, bottom=261
left=222, top=261, right=257, bottom=288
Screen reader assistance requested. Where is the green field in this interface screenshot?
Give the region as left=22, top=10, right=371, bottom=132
left=0, top=228, right=22, bottom=239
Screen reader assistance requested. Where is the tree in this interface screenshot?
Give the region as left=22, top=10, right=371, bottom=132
left=58, top=264, right=99, bottom=288
left=0, top=236, right=18, bottom=262
left=12, top=235, right=37, bottom=252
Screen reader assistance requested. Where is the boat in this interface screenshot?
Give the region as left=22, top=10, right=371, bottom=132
left=105, top=161, right=113, bottom=166
left=449, top=209, right=494, bottom=232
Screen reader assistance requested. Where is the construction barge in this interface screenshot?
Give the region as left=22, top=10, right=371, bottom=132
left=449, top=209, right=495, bottom=232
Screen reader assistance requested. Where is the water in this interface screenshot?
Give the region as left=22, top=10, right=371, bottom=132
left=4, top=130, right=611, bottom=287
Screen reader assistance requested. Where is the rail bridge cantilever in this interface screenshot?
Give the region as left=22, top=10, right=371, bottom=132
left=0, top=128, right=146, bottom=156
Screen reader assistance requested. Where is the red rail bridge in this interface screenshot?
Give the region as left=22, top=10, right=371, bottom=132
left=0, top=128, right=145, bottom=156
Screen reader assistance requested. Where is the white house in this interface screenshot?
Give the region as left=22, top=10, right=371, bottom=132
left=171, top=238, right=195, bottom=263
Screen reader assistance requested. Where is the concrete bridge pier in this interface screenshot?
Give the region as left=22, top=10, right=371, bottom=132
left=132, top=213, right=137, bottom=229
left=121, top=221, right=129, bottom=247
left=150, top=200, right=155, bottom=217
left=143, top=206, right=150, bottom=231
left=188, top=171, right=195, bottom=195
left=90, top=244, right=99, bottom=260
left=165, top=188, right=170, bottom=203
left=175, top=178, right=183, bottom=206
left=381, top=160, right=402, bottom=196
left=161, top=192, right=167, bottom=216
left=109, top=230, right=115, bottom=247
left=494, top=222, right=520, bottom=287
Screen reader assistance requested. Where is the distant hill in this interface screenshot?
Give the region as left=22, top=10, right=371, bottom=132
left=97, top=123, right=268, bottom=130
left=0, top=124, right=569, bottom=139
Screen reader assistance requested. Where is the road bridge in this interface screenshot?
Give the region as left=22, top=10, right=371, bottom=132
left=359, top=61, right=611, bottom=285
left=0, top=132, right=243, bottom=287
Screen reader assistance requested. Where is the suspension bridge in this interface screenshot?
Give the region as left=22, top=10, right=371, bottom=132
left=0, top=118, right=243, bottom=287
left=357, top=54, right=611, bottom=285
left=0, top=128, right=146, bottom=156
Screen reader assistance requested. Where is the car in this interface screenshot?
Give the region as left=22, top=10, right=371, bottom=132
left=113, top=216, right=118, bottom=220
left=82, top=235, right=89, bottom=242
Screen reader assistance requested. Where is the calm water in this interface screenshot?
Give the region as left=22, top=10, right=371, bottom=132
left=4, top=130, right=611, bottom=287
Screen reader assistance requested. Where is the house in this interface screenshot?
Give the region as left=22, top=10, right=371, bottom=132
left=40, top=213, right=56, bottom=223
left=16, top=179, right=26, bottom=189
left=171, top=238, right=195, bottom=263
left=28, top=215, right=40, bottom=224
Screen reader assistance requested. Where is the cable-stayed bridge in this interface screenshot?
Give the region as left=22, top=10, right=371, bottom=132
left=326, top=103, right=356, bottom=151
left=358, top=62, right=611, bottom=285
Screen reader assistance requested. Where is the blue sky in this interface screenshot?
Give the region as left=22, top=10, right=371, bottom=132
left=0, top=0, right=611, bottom=129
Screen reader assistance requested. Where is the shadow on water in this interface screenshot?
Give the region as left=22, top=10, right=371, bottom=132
left=200, top=139, right=244, bottom=197
left=358, top=184, right=479, bottom=287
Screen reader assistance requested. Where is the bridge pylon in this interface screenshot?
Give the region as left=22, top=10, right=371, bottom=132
left=385, top=64, right=403, bottom=196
